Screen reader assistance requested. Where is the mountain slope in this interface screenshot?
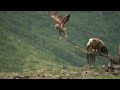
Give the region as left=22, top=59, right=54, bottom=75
left=0, top=11, right=120, bottom=72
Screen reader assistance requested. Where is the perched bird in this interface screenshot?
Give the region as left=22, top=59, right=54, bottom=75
left=86, top=37, right=108, bottom=65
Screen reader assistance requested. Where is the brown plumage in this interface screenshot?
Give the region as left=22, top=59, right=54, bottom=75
left=86, top=38, right=108, bottom=65
left=48, top=11, right=70, bottom=39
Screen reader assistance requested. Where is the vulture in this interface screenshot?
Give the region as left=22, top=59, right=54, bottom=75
left=48, top=11, right=70, bottom=39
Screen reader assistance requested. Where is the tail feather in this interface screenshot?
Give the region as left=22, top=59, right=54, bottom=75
left=101, top=46, right=108, bottom=55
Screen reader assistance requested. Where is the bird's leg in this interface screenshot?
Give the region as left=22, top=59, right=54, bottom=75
left=61, top=29, right=68, bottom=39
left=65, top=34, right=68, bottom=38
left=65, top=32, right=68, bottom=38
left=60, top=23, right=64, bottom=27
left=64, top=27, right=67, bottom=31
left=61, top=27, right=68, bottom=38
left=54, top=26, right=57, bottom=30
left=60, top=36, right=62, bottom=39
left=59, top=30, right=62, bottom=39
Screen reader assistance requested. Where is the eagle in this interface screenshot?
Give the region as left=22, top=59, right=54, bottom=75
left=86, top=38, right=108, bottom=55
left=48, top=11, right=71, bottom=39
left=86, top=38, right=108, bottom=65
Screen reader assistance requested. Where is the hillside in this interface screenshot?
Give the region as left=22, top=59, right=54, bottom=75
left=0, top=11, right=120, bottom=72
left=1, top=66, right=120, bottom=79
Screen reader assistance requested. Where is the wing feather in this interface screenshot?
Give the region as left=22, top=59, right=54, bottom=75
left=62, top=14, right=70, bottom=24
left=48, top=11, right=63, bottom=24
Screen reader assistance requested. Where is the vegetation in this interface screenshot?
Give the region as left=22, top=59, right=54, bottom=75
left=0, top=11, right=120, bottom=73
left=0, top=66, right=120, bottom=79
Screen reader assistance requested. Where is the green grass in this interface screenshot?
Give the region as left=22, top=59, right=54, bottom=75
left=0, top=11, right=120, bottom=72
left=0, top=67, right=120, bottom=79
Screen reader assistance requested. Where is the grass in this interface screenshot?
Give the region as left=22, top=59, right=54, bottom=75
left=0, top=67, right=120, bottom=79
left=0, top=11, right=120, bottom=72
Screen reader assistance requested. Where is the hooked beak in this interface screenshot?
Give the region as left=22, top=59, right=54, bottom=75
left=86, top=45, right=90, bottom=50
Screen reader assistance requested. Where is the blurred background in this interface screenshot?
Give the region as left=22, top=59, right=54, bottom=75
left=0, top=11, right=119, bottom=72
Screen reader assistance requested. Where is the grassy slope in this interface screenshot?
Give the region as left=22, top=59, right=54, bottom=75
left=0, top=11, right=120, bottom=72
left=0, top=67, right=120, bottom=79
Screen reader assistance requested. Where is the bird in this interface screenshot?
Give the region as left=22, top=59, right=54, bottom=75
left=48, top=11, right=71, bottom=39
left=86, top=38, right=108, bottom=55
left=86, top=37, right=108, bottom=65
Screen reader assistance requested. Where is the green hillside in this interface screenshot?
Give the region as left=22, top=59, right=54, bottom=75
left=0, top=11, right=120, bottom=72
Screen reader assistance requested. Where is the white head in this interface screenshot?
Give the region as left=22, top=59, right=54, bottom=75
left=87, top=38, right=105, bottom=46
left=87, top=38, right=94, bottom=46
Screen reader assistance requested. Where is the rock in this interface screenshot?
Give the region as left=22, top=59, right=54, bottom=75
left=58, top=76, right=67, bottom=79
left=42, top=73, right=53, bottom=79
left=61, top=65, right=69, bottom=70
left=83, top=65, right=94, bottom=70
left=14, top=75, right=29, bottom=79
left=112, top=70, right=120, bottom=76
left=82, top=71, right=91, bottom=77
left=102, top=65, right=109, bottom=72
left=113, top=65, right=120, bottom=70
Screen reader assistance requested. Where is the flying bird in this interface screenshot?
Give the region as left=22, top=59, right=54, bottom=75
left=48, top=11, right=71, bottom=39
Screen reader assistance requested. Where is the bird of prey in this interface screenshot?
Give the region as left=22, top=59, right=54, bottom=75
left=48, top=11, right=70, bottom=39
left=86, top=37, right=108, bottom=65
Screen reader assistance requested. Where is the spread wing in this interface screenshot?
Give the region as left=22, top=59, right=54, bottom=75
left=48, top=11, right=63, bottom=24
left=61, top=13, right=70, bottom=26
left=48, top=11, right=58, bottom=15
left=48, top=11, right=71, bottom=27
